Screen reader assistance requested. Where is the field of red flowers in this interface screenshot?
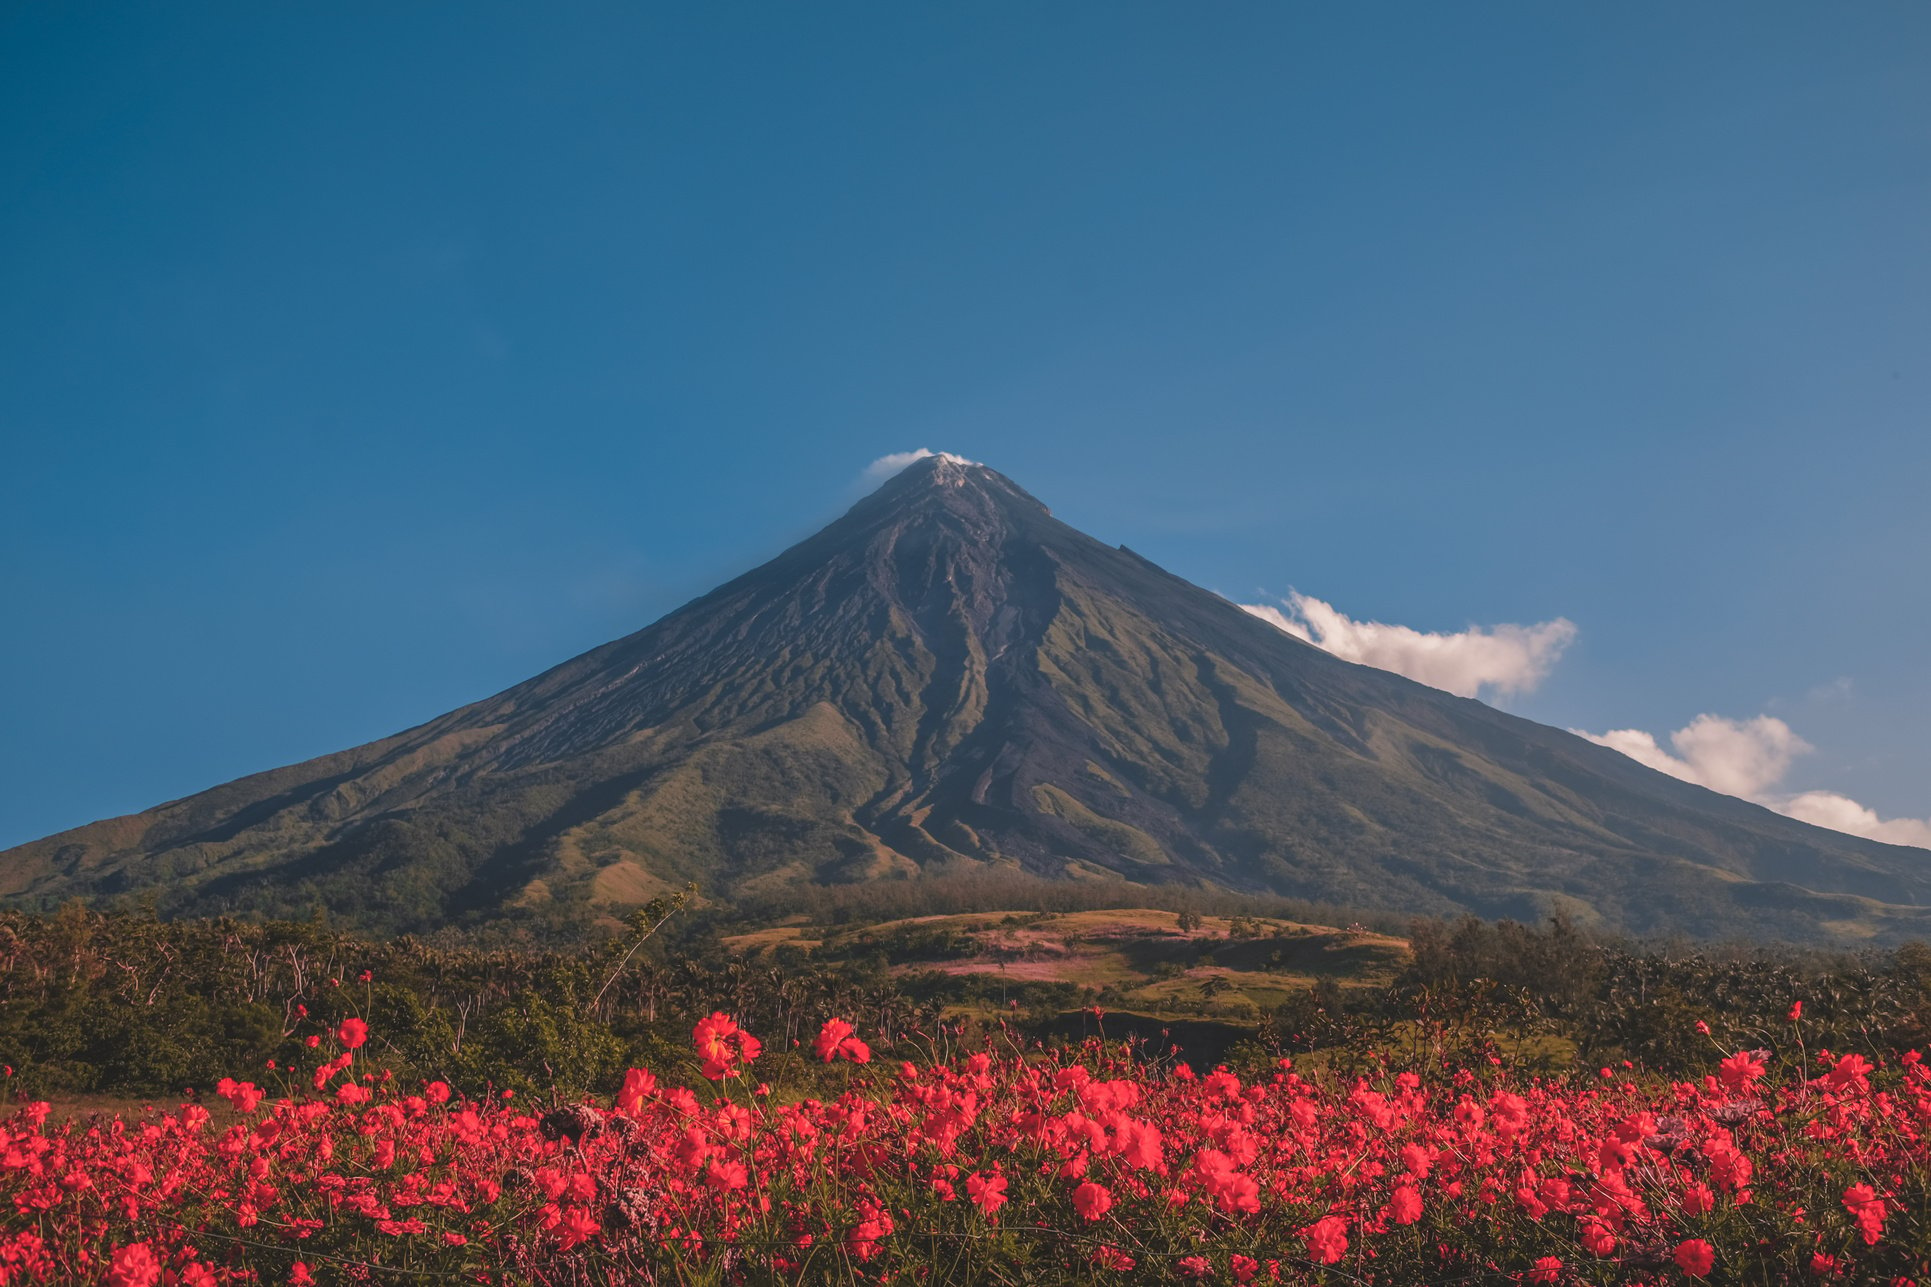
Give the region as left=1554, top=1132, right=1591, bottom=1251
left=4, top=1011, right=1927, bottom=1285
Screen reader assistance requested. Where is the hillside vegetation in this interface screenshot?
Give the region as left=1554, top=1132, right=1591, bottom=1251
left=6, top=898, right=1930, bottom=1105
left=725, top=908, right=1408, bottom=1023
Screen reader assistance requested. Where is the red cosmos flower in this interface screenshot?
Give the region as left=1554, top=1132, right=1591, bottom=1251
left=337, top=1018, right=369, bottom=1050
left=813, top=1018, right=872, bottom=1064
left=846, top=1199, right=895, bottom=1261
left=1302, top=1216, right=1348, bottom=1265
left=106, top=1242, right=162, bottom=1287
left=966, top=1170, right=1008, bottom=1216
left=377, top=1218, right=429, bottom=1236
left=1230, top=1255, right=1259, bottom=1284
left=1528, top=1258, right=1563, bottom=1284
left=1719, top=1049, right=1767, bottom=1091
left=1191, top=1149, right=1260, bottom=1214
left=1843, top=1183, right=1886, bottom=1245
left=290, top=1265, right=315, bottom=1286
left=1789, top=1000, right=1804, bottom=1021
left=1825, top=1053, right=1874, bottom=1091
left=1388, top=1183, right=1422, bottom=1225
left=615, top=1067, right=658, bottom=1116
left=707, top=1160, right=749, bottom=1191
left=1070, top=1181, right=1114, bottom=1220
left=1178, top=1255, right=1213, bottom=1280
left=1202, top=1068, right=1241, bottom=1101
left=215, top=1077, right=265, bottom=1113
left=692, top=1013, right=761, bottom=1079
left=1118, top=1119, right=1164, bottom=1170
left=1675, top=1239, right=1716, bottom=1278
left=1579, top=1218, right=1616, bottom=1257
left=554, top=1206, right=600, bottom=1250
left=312, top=1052, right=353, bottom=1091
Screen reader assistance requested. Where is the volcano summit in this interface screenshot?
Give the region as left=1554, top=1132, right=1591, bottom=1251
left=6, top=455, right=1927, bottom=941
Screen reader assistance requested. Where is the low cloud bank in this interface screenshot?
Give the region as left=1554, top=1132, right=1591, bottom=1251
left=1580, top=715, right=1810, bottom=799
left=1238, top=588, right=1926, bottom=851
left=1241, top=593, right=1576, bottom=701
left=1577, top=715, right=1931, bottom=849
left=1776, top=791, right=1931, bottom=848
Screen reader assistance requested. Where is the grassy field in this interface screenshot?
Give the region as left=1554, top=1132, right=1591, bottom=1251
left=723, top=907, right=1409, bottom=1022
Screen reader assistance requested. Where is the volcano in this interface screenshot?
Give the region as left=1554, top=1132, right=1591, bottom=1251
left=6, top=454, right=1927, bottom=941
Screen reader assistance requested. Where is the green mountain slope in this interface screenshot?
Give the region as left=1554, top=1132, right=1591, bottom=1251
left=6, top=455, right=1928, bottom=941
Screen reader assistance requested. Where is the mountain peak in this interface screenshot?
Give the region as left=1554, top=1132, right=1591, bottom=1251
left=874, top=450, right=985, bottom=489
left=853, top=452, right=1051, bottom=527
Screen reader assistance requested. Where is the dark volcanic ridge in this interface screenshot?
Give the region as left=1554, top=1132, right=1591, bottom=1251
left=6, top=454, right=1928, bottom=942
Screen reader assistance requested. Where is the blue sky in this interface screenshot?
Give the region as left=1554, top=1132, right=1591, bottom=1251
left=3, top=3, right=1927, bottom=849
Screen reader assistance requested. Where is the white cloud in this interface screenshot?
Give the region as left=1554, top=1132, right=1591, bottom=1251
left=1775, top=791, right=1931, bottom=848
left=859, top=448, right=978, bottom=487
left=1579, top=714, right=1931, bottom=850
left=1578, top=715, right=1809, bottom=798
left=1241, top=592, right=1576, bottom=701
left=1238, top=587, right=1929, bottom=850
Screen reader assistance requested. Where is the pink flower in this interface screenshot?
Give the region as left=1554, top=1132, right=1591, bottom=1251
left=1071, top=1181, right=1113, bottom=1221
left=813, top=1017, right=872, bottom=1064
left=1843, top=1182, right=1886, bottom=1244
left=106, top=1243, right=162, bottom=1287
left=1825, top=1053, right=1874, bottom=1091
left=1719, top=1049, right=1767, bottom=1090
left=693, top=1013, right=760, bottom=1079
left=615, top=1067, right=657, bottom=1116
left=1674, top=1239, right=1715, bottom=1278
left=1303, top=1216, right=1348, bottom=1265
left=1388, top=1183, right=1422, bottom=1225
left=966, top=1171, right=1008, bottom=1216
left=553, top=1206, right=600, bottom=1250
